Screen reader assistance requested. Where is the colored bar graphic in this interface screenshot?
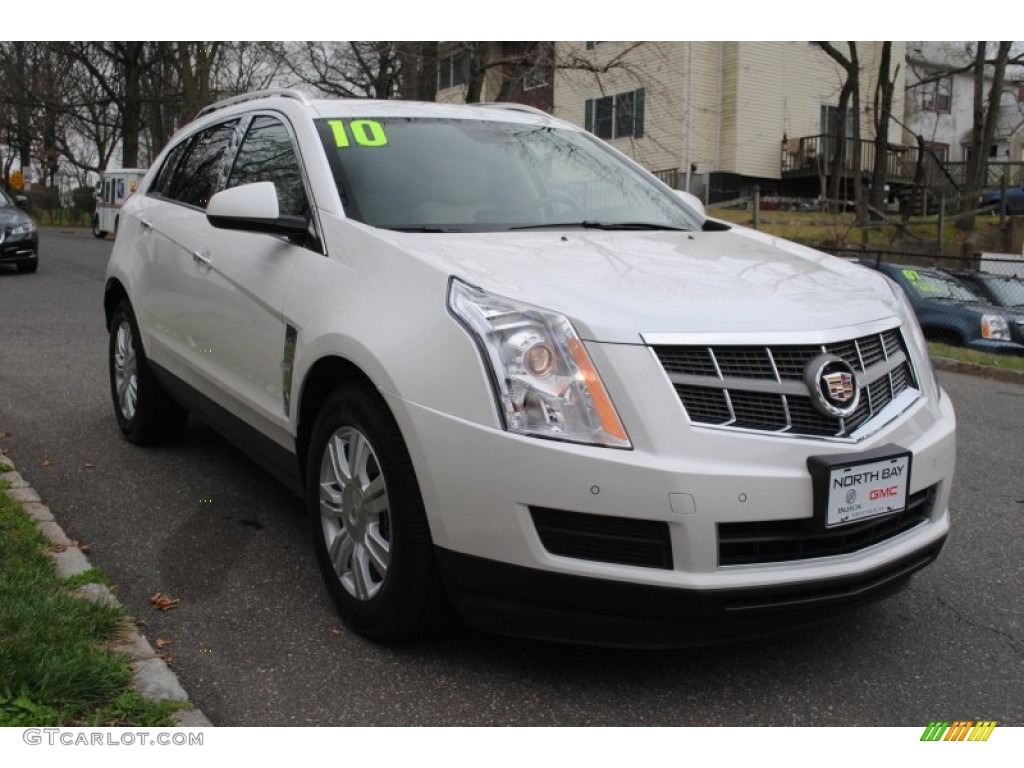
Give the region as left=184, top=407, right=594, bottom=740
left=921, top=721, right=950, bottom=741
left=920, top=720, right=996, bottom=742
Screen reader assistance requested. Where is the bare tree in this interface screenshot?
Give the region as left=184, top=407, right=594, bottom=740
left=959, top=41, right=1014, bottom=229
left=869, top=42, right=898, bottom=219
left=277, top=42, right=403, bottom=99
left=815, top=42, right=866, bottom=222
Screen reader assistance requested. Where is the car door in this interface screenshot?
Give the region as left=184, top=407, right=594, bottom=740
left=138, top=120, right=240, bottom=384
left=189, top=113, right=318, bottom=446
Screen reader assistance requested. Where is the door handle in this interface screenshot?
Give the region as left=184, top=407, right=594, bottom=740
left=192, top=249, right=212, bottom=267
left=140, top=218, right=153, bottom=231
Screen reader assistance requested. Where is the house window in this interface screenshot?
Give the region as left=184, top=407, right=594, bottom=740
left=523, top=61, right=551, bottom=91
left=921, top=76, right=952, bottom=113
left=584, top=88, right=645, bottom=140
left=585, top=42, right=604, bottom=51
left=437, top=50, right=471, bottom=90
left=924, top=142, right=949, bottom=163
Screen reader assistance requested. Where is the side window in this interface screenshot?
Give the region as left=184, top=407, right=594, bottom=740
left=149, top=139, right=191, bottom=198
left=164, top=121, right=238, bottom=209
left=226, top=116, right=308, bottom=217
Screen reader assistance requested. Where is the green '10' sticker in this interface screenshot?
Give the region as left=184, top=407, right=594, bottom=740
left=329, top=119, right=388, bottom=148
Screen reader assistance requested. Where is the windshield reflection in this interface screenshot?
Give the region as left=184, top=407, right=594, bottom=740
left=317, top=118, right=700, bottom=233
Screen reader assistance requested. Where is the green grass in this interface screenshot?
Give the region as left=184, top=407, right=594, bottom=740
left=62, top=567, right=112, bottom=589
left=0, top=483, right=184, bottom=726
left=929, top=342, right=1024, bottom=374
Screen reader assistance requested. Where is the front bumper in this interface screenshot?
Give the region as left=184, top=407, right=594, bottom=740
left=0, top=231, right=38, bottom=265
left=436, top=537, right=945, bottom=647
left=384, top=339, right=956, bottom=645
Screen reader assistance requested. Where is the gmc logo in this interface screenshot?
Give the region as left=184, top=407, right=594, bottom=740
left=870, top=486, right=899, bottom=500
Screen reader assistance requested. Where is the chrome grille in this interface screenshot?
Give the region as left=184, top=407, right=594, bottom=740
left=654, top=328, right=918, bottom=438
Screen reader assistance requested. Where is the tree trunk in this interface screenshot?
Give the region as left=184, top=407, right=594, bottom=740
left=398, top=42, right=438, bottom=101
left=958, top=41, right=1012, bottom=230
left=869, top=42, right=895, bottom=219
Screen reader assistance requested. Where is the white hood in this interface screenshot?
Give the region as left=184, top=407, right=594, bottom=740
left=378, top=224, right=900, bottom=344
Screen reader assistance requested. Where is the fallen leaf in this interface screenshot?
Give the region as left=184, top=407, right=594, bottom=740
left=160, top=653, right=174, bottom=666
left=81, top=462, right=96, bottom=469
left=0, top=432, right=12, bottom=440
left=77, top=542, right=92, bottom=554
left=149, top=592, right=181, bottom=612
left=50, top=543, right=67, bottom=553
left=39, top=459, right=54, bottom=467
left=330, top=626, right=341, bottom=636
left=154, top=637, right=173, bottom=649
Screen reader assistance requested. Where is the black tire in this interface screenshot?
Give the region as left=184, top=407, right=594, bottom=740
left=307, top=384, right=445, bottom=642
left=108, top=300, right=187, bottom=444
left=16, top=259, right=38, bottom=273
left=92, top=215, right=108, bottom=239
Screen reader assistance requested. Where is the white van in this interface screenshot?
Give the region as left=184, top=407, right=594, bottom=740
left=93, top=168, right=147, bottom=238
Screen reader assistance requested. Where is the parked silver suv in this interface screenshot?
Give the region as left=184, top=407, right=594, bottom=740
left=105, top=90, right=956, bottom=646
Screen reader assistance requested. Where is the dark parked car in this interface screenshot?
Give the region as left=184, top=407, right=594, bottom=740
left=0, top=187, right=39, bottom=273
left=979, top=186, right=1024, bottom=215
left=860, top=262, right=1024, bottom=354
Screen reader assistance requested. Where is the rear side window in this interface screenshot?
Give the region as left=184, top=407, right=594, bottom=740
left=226, top=116, right=308, bottom=217
left=163, top=121, right=238, bottom=209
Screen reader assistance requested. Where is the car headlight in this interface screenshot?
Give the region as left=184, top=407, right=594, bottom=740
left=448, top=278, right=631, bottom=448
left=981, top=314, right=1010, bottom=341
left=10, top=220, right=36, bottom=235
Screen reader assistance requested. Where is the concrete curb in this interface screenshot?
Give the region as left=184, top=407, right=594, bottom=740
left=0, top=457, right=212, bottom=728
left=932, top=356, right=1024, bottom=386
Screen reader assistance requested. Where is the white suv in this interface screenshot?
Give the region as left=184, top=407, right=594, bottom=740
left=105, top=90, right=956, bottom=646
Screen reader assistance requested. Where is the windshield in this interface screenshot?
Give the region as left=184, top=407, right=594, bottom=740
left=315, top=117, right=702, bottom=232
left=899, top=268, right=985, bottom=302
left=0, top=187, right=13, bottom=207
left=981, top=276, right=1024, bottom=307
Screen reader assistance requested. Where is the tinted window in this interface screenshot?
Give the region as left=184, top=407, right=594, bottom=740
left=226, top=116, right=308, bottom=217
left=164, top=121, right=238, bottom=208
left=899, top=269, right=983, bottom=302
left=149, top=139, right=191, bottom=198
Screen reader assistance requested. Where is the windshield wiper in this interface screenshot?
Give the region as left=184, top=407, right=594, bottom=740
left=509, top=220, right=689, bottom=231
left=388, top=225, right=462, bottom=233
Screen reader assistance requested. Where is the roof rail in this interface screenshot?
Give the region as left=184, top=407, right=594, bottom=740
left=196, top=89, right=313, bottom=119
left=475, top=102, right=552, bottom=118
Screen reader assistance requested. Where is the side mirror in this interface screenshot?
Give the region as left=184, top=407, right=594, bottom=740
left=14, top=194, right=29, bottom=209
left=206, top=182, right=307, bottom=238
left=674, top=189, right=706, bottom=217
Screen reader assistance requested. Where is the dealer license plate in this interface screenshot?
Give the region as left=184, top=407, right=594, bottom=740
left=825, top=454, right=910, bottom=527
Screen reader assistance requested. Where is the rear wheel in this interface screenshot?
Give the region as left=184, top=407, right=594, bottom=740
left=92, top=215, right=108, bottom=239
left=108, top=300, right=187, bottom=444
left=307, top=384, right=445, bottom=642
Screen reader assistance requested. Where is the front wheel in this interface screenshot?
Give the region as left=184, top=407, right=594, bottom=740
left=92, top=215, right=108, bottom=239
left=307, top=384, right=445, bottom=642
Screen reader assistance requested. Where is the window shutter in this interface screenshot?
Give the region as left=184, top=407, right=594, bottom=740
left=634, top=88, right=645, bottom=138
left=584, top=99, right=593, bottom=133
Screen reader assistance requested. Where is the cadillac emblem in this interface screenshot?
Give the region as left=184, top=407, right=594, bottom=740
left=804, top=353, right=860, bottom=418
